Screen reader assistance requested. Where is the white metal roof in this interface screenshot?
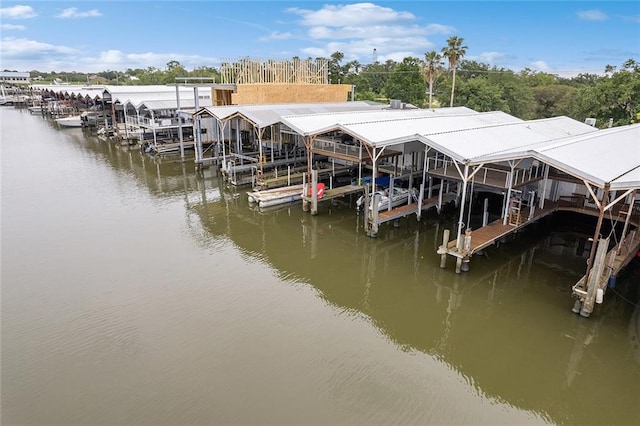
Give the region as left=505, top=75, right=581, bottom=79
left=418, top=116, right=598, bottom=164
left=281, top=106, right=480, bottom=136
left=134, top=98, right=207, bottom=111
left=118, top=91, right=211, bottom=109
left=303, top=111, right=522, bottom=154
left=283, top=108, right=640, bottom=191
left=196, top=101, right=389, bottom=127
left=533, top=124, right=640, bottom=190
left=109, top=88, right=211, bottom=105
left=29, top=84, right=105, bottom=99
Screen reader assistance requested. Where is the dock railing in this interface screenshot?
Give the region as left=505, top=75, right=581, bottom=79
left=313, top=137, right=362, bottom=160
left=129, top=116, right=189, bottom=129
left=425, top=157, right=544, bottom=187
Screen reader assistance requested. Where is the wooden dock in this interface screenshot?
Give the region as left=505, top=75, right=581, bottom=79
left=301, top=184, right=364, bottom=204
left=572, top=229, right=640, bottom=317
left=377, top=193, right=456, bottom=224
left=247, top=184, right=303, bottom=208
left=439, top=201, right=559, bottom=269
left=459, top=201, right=559, bottom=255
left=256, top=165, right=351, bottom=190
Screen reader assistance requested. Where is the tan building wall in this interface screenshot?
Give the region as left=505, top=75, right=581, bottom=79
left=225, top=83, right=353, bottom=105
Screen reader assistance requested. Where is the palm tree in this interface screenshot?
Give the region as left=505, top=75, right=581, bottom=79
left=421, top=51, right=445, bottom=108
left=441, top=36, right=468, bottom=107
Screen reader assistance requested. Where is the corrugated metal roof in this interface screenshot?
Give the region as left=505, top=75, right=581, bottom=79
left=281, top=106, right=482, bottom=136
left=112, top=88, right=211, bottom=106
left=197, top=101, right=388, bottom=127
left=135, top=99, right=203, bottom=111
left=284, top=109, right=639, bottom=191
left=120, top=91, right=211, bottom=109
left=418, top=116, right=598, bottom=163
left=30, top=84, right=105, bottom=99
left=534, top=124, right=640, bottom=189
left=321, top=111, right=522, bottom=155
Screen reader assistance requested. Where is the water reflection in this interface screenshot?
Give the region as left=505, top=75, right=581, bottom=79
left=4, top=108, right=639, bottom=425
left=187, top=164, right=639, bottom=425
left=69, top=124, right=640, bottom=424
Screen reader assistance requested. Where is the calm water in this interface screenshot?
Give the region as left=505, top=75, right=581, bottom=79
left=2, top=107, right=639, bottom=425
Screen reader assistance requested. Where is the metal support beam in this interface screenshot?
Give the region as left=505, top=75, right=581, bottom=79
left=584, top=184, right=610, bottom=283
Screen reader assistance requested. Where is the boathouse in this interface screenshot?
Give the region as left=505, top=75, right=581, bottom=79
left=279, top=110, right=639, bottom=315
left=192, top=101, right=393, bottom=185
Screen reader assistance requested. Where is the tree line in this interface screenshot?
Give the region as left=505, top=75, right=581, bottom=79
left=19, top=38, right=639, bottom=128
left=333, top=36, right=639, bottom=128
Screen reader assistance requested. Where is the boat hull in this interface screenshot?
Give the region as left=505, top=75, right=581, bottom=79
left=55, top=116, right=83, bottom=128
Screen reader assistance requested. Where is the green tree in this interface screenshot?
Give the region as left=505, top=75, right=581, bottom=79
left=421, top=51, right=445, bottom=108
left=520, top=68, right=557, bottom=87
left=383, top=56, right=425, bottom=106
left=328, top=51, right=345, bottom=84
left=487, top=68, right=534, bottom=119
left=441, top=36, right=467, bottom=107
left=454, top=78, right=509, bottom=112
left=532, top=85, right=577, bottom=118
left=359, top=60, right=394, bottom=97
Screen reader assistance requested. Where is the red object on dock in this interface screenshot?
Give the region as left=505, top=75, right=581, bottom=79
left=307, top=183, right=325, bottom=199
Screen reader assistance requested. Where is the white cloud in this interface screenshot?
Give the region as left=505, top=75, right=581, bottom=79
left=0, top=5, right=37, bottom=19
left=301, top=36, right=433, bottom=61
left=309, top=24, right=440, bottom=40
left=1, top=24, right=26, bottom=31
left=85, top=50, right=219, bottom=72
left=287, top=3, right=452, bottom=63
left=259, top=31, right=293, bottom=42
left=57, top=8, right=102, bottom=19
left=530, top=60, right=552, bottom=72
left=287, top=3, right=414, bottom=27
left=0, top=37, right=218, bottom=72
left=475, top=51, right=506, bottom=65
left=577, top=10, right=608, bottom=21
left=1, top=37, right=78, bottom=58
left=424, top=23, right=455, bottom=34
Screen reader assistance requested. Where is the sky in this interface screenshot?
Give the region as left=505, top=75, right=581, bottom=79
left=0, top=1, right=638, bottom=77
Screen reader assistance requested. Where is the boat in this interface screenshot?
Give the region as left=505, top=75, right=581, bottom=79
left=80, top=110, right=105, bottom=128
left=356, top=186, right=416, bottom=211
left=54, top=115, right=83, bottom=128
left=28, top=105, right=46, bottom=114
left=247, top=184, right=304, bottom=208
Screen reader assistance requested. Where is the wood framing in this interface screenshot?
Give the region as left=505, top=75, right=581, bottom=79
left=220, top=57, right=329, bottom=84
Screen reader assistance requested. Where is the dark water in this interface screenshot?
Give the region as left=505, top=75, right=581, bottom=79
left=2, top=107, right=639, bottom=425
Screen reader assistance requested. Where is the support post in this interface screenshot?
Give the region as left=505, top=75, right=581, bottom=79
left=584, top=185, right=610, bottom=283
left=439, top=229, right=450, bottom=268
left=482, top=198, right=489, bottom=226
left=302, top=172, right=309, bottom=212
left=311, top=169, right=319, bottom=216
left=502, top=163, right=515, bottom=225
left=539, top=163, right=549, bottom=209
left=456, top=163, right=469, bottom=252
left=580, top=237, right=609, bottom=317
left=176, top=85, right=184, bottom=160
left=618, top=190, right=636, bottom=255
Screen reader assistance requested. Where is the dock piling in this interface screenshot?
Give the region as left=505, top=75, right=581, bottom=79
left=311, top=169, right=319, bottom=216
left=439, top=229, right=450, bottom=268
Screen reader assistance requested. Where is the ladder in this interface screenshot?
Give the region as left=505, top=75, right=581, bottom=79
left=508, top=197, right=522, bottom=226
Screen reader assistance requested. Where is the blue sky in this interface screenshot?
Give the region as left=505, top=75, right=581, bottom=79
left=1, top=1, right=638, bottom=76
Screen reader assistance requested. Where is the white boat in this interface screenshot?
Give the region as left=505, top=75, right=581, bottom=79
left=356, top=186, right=416, bottom=211
left=55, top=115, right=83, bottom=128
left=248, top=184, right=304, bottom=208
left=80, top=110, right=105, bottom=127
